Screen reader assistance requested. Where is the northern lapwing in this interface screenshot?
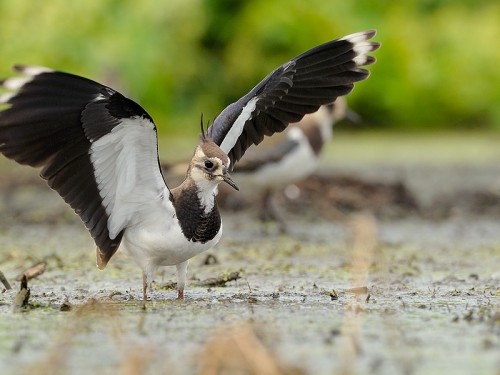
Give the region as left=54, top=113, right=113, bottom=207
left=0, top=30, right=379, bottom=300
left=230, top=97, right=359, bottom=230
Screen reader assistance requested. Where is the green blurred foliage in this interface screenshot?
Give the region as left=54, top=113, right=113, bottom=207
left=0, top=0, right=499, bottom=135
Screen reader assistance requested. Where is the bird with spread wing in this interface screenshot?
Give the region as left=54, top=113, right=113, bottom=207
left=0, top=30, right=380, bottom=300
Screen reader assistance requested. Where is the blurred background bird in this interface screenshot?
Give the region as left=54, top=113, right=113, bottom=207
left=224, top=98, right=361, bottom=231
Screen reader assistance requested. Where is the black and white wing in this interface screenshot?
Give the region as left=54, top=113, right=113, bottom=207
left=207, top=30, right=380, bottom=168
left=0, top=66, right=173, bottom=267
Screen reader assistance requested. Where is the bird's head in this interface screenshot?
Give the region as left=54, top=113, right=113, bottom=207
left=189, top=139, right=239, bottom=191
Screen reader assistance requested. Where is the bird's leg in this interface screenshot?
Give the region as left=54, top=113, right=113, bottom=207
left=259, top=188, right=288, bottom=234
left=258, top=188, right=274, bottom=222
left=176, top=261, right=188, bottom=300
left=142, top=271, right=148, bottom=302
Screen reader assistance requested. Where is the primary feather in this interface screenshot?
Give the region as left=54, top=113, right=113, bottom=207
left=208, top=30, right=379, bottom=168
left=0, top=30, right=379, bottom=299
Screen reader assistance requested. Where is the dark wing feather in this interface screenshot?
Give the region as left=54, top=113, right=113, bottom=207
left=207, top=30, right=380, bottom=168
left=0, top=66, right=170, bottom=267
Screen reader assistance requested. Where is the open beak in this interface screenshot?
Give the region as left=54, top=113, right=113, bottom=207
left=223, top=172, right=239, bottom=191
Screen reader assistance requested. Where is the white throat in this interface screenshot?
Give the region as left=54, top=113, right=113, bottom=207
left=195, top=179, right=219, bottom=214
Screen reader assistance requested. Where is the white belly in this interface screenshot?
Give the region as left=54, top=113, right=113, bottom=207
left=120, top=212, right=222, bottom=273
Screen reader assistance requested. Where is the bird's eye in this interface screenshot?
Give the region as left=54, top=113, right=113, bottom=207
left=204, top=160, right=214, bottom=170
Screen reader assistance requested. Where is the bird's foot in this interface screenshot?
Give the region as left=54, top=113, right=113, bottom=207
left=142, top=272, right=149, bottom=302
left=177, top=289, right=184, bottom=300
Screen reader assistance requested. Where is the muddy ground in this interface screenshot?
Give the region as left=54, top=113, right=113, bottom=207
left=0, top=133, right=499, bottom=375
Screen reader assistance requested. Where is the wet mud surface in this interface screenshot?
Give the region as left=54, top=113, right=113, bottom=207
left=0, top=138, right=499, bottom=375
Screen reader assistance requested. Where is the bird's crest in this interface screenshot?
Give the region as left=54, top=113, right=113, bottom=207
left=200, top=113, right=211, bottom=142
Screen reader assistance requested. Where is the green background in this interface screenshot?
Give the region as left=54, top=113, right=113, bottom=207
left=1, top=0, right=499, bottom=136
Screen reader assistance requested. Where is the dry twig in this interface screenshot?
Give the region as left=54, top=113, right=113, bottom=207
left=198, top=271, right=240, bottom=287
left=0, top=269, right=12, bottom=290
left=16, top=261, right=46, bottom=281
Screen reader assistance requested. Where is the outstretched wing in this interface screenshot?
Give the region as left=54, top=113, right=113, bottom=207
left=207, top=30, right=380, bottom=168
left=0, top=66, right=173, bottom=267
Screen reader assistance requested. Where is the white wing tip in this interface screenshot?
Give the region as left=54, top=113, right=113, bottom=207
left=13, top=64, right=54, bottom=76
left=340, top=29, right=377, bottom=43
left=1, top=65, right=53, bottom=93
left=340, top=30, right=380, bottom=66
left=2, top=76, right=33, bottom=90
left=0, top=92, right=15, bottom=104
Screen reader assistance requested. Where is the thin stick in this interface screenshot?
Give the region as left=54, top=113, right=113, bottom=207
left=0, top=270, right=12, bottom=290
